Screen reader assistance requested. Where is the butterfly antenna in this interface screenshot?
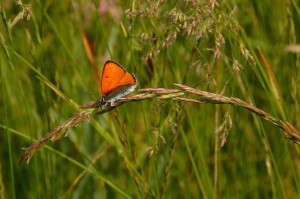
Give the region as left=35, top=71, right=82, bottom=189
left=80, top=91, right=98, bottom=97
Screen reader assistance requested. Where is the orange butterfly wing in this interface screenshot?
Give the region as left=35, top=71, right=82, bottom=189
left=118, top=72, right=136, bottom=85
left=101, top=60, right=136, bottom=96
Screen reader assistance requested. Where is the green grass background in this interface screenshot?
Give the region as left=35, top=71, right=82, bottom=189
left=0, top=0, right=300, bottom=198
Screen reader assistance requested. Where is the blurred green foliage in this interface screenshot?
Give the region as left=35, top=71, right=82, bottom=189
left=0, top=0, right=300, bottom=198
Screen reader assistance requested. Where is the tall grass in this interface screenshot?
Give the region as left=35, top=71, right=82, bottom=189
left=0, top=0, right=300, bottom=198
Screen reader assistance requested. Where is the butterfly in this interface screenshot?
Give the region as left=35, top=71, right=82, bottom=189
left=99, top=60, right=137, bottom=105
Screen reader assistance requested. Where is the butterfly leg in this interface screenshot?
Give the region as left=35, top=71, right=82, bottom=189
left=104, top=102, right=114, bottom=108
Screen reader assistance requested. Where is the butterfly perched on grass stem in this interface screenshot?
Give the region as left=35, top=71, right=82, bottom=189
left=99, top=60, right=137, bottom=105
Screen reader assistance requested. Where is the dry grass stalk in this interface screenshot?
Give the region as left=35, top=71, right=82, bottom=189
left=19, top=84, right=300, bottom=165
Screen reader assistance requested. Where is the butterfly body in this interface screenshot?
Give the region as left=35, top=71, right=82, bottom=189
left=100, top=60, right=137, bottom=105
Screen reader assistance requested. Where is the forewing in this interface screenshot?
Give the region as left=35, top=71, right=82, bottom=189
left=101, top=61, right=126, bottom=95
